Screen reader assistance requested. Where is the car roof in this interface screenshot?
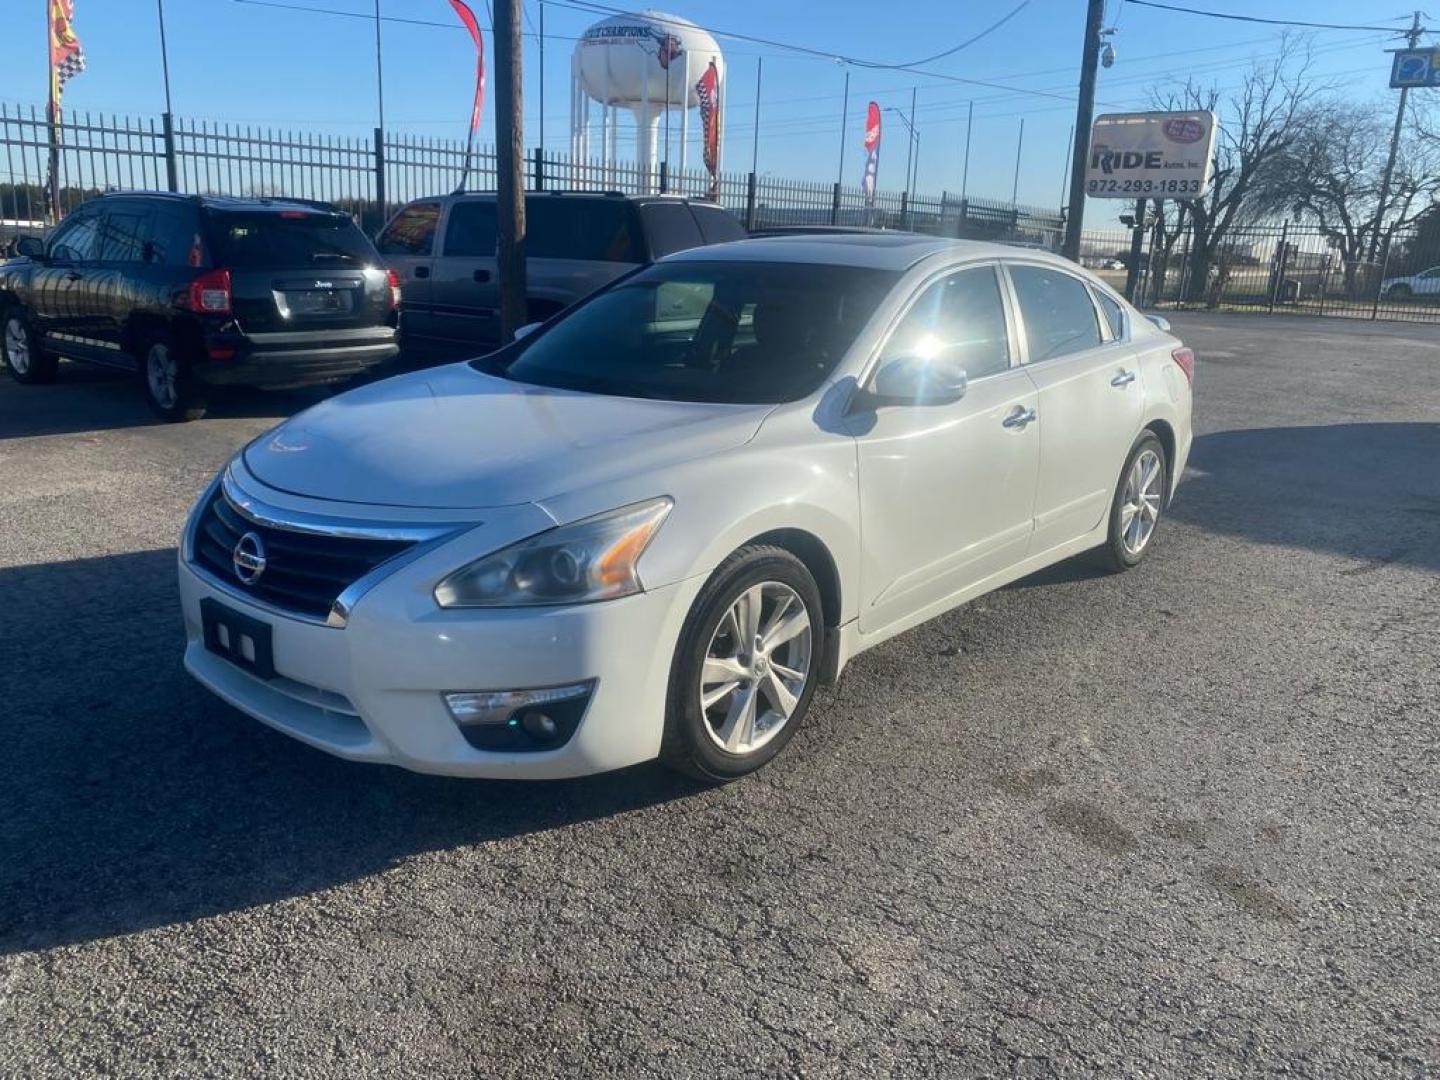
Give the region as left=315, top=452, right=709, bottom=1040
left=439, top=190, right=724, bottom=207
left=95, top=191, right=346, bottom=215
left=661, top=233, right=1050, bottom=272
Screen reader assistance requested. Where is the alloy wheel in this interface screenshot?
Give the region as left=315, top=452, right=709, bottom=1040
left=147, top=343, right=178, bottom=410
left=4, top=318, right=30, bottom=375
left=698, top=581, right=813, bottom=755
left=1119, top=448, right=1163, bottom=556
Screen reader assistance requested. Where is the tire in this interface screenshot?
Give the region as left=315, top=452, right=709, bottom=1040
left=1387, top=284, right=1412, bottom=299
left=660, top=545, right=825, bottom=782
left=139, top=332, right=208, bottom=422
left=1095, top=430, right=1168, bottom=572
left=2, top=308, right=58, bottom=384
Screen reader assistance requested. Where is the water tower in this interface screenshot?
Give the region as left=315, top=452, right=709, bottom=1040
left=570, top=10, right=726, bottom=193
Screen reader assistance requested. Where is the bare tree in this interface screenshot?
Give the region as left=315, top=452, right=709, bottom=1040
left=1152, top=34, right=1321, bottom=305
left=1258, top=101, right=1440, bottom=297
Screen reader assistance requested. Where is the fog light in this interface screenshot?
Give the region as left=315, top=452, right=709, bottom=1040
left=443, top=682, right=594, bottom=752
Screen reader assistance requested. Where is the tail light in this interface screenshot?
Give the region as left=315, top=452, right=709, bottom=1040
left=1171, top=346, right=1195, bottom=384
left=385, top=268, right=401, bottom=309
left=183, top=268, right=232, bottom=315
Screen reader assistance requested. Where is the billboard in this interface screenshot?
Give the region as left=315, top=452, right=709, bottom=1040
left=1085, top=110, right=1218, bottom=200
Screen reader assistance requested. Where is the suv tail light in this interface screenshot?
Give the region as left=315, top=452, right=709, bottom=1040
left=385, top=268, right=401, bottom=309
left=1171, top=346, right=1195, bottom=384
left=183, top=268, right=232, bottom=314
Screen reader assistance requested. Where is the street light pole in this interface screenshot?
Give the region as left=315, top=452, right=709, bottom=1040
left=1061, top=0, right=1105, bottom=262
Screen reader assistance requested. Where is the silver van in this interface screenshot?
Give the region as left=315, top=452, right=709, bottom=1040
left=376, top=192, right=746, bottom=346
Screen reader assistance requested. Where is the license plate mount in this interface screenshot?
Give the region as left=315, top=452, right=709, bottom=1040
left=201, top=597, right=276, bottom=680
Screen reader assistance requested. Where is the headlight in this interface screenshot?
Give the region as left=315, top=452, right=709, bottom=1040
left=434, top=498, right=673, bottom=608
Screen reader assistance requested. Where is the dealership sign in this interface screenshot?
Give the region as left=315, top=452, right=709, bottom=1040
left=1085, top=110, right=1218, bottom=200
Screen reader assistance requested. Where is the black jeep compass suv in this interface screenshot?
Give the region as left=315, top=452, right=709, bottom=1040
left=0, top=192, right=400, bottom=421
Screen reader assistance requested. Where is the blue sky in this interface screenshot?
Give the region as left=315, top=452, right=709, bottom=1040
left=0, top=0, right=1421, bottom=213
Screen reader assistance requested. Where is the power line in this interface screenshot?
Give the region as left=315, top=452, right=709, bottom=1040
left=550, top=0, right=1119, bottom=106
left=1123, top=0, right=1414, bottom=34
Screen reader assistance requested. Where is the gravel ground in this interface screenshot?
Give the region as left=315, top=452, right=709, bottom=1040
left=1, top=314, right=1437, bottom=1078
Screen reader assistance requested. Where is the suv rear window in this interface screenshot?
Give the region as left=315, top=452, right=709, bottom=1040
left=527, top=198, right=642, bottom=262
left=691, top=204, right=746, bottom=245
left=641, top=202, right=704, bottom=258
left=204, top=210, right=377, bottom=268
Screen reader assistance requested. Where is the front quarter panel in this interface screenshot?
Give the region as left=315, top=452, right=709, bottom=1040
left=536, top=400, right=862, bottom=625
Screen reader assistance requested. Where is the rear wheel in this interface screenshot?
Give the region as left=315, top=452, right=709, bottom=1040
left=1095, top=431, right=1167, bottom=572
left=2, top=309, right=58, bottom=384
left=140, top=333, right=208, bottom=422
left=660, top=545, right=824, bottom=782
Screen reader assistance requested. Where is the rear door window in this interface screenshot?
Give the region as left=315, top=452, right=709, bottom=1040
left=641, top=202, right=704, bottom=258
left=204, top=211, right=377, bottom=268
left=526, top=198, right=642, bottom=262
left=98, top=203, right=153, bottom=263
left=443, top=200, right=498, bottom=257
left=377, top=201, right=441, bottom=256
left=691, top=204, right=746, bottom=245
left=1008, top=263, right=1103, bottom=362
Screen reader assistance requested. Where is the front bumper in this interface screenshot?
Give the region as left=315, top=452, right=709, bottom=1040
left=180, top=552, right=702, bottom=779
left=196, top=326, right=399, bottom=388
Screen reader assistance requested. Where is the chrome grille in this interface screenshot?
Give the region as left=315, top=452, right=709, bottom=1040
left=192, top=488, right=414, bottom=620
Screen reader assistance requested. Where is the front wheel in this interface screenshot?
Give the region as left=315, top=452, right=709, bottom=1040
left=141, top=334, right=208, bottom=422
left=2, top=309, right=58, bottom=384
left=660, top=545, right=824, bottom=782
left=1387, top=284, right=1412, bottom=299
left=1095, top=431, right=1168, bottom=572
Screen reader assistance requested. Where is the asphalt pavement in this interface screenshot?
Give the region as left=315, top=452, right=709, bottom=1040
left=1, top=315, right=1437, bottom=1078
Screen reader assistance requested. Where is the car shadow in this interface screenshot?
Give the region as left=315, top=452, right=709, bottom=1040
left=0, top=548, right=700, bottom=954
left=1169, top=422, right=1440, bottom=573
left=1010, top=421, right=1440, bottom=589
left=0, top=361, right=337, bottom=439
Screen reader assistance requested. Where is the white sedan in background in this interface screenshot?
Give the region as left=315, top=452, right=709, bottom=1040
left=178, top=235, right=1194, bottom=782
left=1381, top=266, right=1440, bottom=298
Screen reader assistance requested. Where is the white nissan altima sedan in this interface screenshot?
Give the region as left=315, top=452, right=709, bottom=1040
left=178, top=235, right=1193, bottom=782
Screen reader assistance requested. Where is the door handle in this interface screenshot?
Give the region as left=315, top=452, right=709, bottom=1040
left=413, top=266, right=430, bottom=279
left=64, top=271, right=82, bottom=283
left=472, top=269, right=491, bottom=283
left=1111, top=369, right=1136, bottom=387
left=1002, top=406, right=1037, bottom=429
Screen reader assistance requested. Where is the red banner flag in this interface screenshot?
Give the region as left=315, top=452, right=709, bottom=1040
left=861, top=101, right=881, bottom=209
left=48, top=0, right=86, bottom=113
left=448, top=0, right=486, bottom=133
left=696, top=60, right=721, bottom=194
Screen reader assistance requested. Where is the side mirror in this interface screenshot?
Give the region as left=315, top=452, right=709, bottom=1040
left=869, top=356, right=968, bottom=406
left=15, top=235, right=45, bottom=260
left=513, top=321, right=543, bottom=342
left=1145, top=313, right=1171, bottom=333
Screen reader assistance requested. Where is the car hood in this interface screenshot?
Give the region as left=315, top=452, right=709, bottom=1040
left=243, top=363, right=771, bottom=510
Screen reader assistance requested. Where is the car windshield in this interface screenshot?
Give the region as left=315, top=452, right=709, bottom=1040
left=204, top=210, right=377, bottom=268
left=495, top=260, right=899, bottom=404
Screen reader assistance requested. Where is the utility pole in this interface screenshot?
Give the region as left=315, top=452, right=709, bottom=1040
left=1011, top=117, right=1024, bottom=207
left=836, top=68, right=850, bottom=189
left=1371, top=11, right=1424, bottom=263
left=373, top=0, right=385, bottom=132
left=1061, top=0, right=1105, bottom=262
left=538, top=0, right=545, bottom=156
left=156, top=0, right=174, bottom=116
left=495, top=0, right=527, bottom=341
left=961, top=100, right=973, bottom=203
left=751, top=57, right=762, bottom=174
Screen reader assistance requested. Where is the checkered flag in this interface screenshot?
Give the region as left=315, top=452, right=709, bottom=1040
left=49, top=0, right=86, bottom=108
